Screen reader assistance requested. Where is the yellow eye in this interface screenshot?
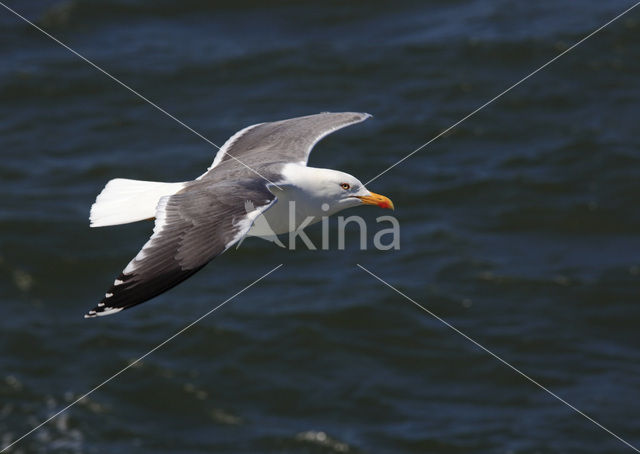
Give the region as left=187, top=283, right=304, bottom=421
left=340, top=183, right=351, bottom=190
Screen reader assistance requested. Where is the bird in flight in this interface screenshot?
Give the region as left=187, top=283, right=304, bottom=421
left=85, top=112, right=393, bottom=318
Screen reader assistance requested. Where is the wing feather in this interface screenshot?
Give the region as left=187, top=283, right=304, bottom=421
left=85, top=180, right=277, bottom=317
left=200, top=112, right=371, bottom=179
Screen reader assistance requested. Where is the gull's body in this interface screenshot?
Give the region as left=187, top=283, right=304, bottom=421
left=85, top=112, right=393, bottom=317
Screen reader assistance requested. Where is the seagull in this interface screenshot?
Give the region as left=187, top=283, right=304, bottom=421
left=85, top=112, right=393, bottom=318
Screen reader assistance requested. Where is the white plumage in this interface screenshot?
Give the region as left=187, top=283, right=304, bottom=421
left=90, top=179, right=186, bottom=227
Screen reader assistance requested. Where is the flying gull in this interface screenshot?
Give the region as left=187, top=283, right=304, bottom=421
left=85, top=112, right=393, bottom=318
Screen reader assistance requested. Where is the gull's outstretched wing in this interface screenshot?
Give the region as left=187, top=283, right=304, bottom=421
left=85, top=179, right=276, bottom=317
left=199, top=112, right=371, bottom=178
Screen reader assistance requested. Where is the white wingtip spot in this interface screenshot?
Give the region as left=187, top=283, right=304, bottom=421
left=105, top=293, right=113, bottom=298
left=96, top=307, right=123, bottom=317
left=114, top=279, right=123, bottom=285
left=84, top=311, right=97, bottom=319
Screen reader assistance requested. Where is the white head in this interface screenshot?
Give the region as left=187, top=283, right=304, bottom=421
left=280, top=165, right=394, bottom=216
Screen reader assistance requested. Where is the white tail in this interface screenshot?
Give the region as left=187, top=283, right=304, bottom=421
left=90, top=178, right=186, bottom=227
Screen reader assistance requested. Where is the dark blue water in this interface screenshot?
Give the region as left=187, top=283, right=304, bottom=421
left=1, top=1, right=640, bottom=452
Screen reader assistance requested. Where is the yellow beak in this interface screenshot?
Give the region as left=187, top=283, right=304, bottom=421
left=356, top=192, right=394, bottom=210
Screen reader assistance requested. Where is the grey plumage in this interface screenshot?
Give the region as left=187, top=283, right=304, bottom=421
left=200, top=112, right=371, bottom=180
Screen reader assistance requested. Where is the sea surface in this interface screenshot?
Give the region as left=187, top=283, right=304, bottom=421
left=1, top=1, right=640, bottom=453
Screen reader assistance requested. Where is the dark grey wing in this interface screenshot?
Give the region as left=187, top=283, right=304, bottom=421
left=85, top=179, right=276, bottom=317
left=199, top=112, right=371, bottom=178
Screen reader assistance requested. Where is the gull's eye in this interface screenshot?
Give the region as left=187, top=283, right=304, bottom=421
left=340, top=183, right=351, bottom=190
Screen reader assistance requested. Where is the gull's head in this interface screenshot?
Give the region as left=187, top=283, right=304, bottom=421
left=294, top=167, right=394, bottom=215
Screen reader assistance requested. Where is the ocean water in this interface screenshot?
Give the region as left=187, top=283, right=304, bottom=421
left=1, top=1, right=640, bottom=452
